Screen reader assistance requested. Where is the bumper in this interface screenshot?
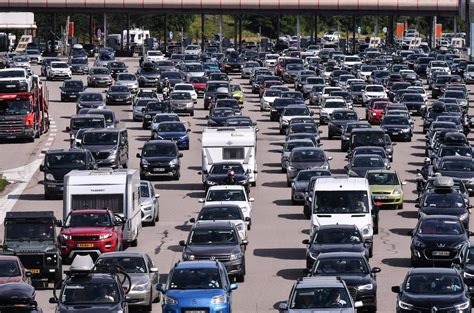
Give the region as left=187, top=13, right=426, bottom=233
left=220, top=259, right=245, bottom=276
left=171, top=107, right=194, bottom=115
left=141, top=166, right=179, bottom=177
left=91, top=80, right=113, bottom=86
left=162, top=305, right=230, bottom=313
left=61, top=93, right=79, bottom=101
left=411, top=247, right=458, bottom=265
left=60, top=239, right=118, bottom=259
left=141, top=207, right=155, bottom=222
left=0, top=126, right=35, bottom=140
left=50, top=73, right=72, bottom=79
left=127, top=289, right=153, bottom=306
left=372, top=194, right=403, bottom=206
left=139, top=79, right=159, bottom=87
left=107, top=98, right=133, bottom=105
left=44, top=181, right=64, bottom=196
left=292, top=191, right=305, bottom=203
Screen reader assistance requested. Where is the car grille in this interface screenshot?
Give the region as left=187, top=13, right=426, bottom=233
left=425, top=249, right=455, bottom=259
left=17, top=254, right=44, bottom=269
left=94, top=152, right=110, bottom=160
left=72, top=235, right=100, bottom=241
left=150, top=161, right=170, bottom=167
left=0, top=117, right=26, bottom=135
left=194, top=255, right=231, bottom=262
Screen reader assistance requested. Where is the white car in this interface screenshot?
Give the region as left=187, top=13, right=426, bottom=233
left=260, top=89, right=281, bottom=111
left=427, top=61, right=451, bottom=76
left=145, top=50, right=165, bottom=63
left=192, top=204, right=249, bottom=240
left=407, top=86, right=428, bottom=102
left=319, top=97, right=347, bottom=124
left=341, top=55, right=362, bottom=70
left=199, top=185, right=254, bottom=229
left=279, top=105, right=313, bottom=134
left=0, top=68, right=32, bottom=91
left=264, top=54, right=279, bottom=68
left=321, top=86, right=343, bottom=104
left=47, top=61, right=72, bottom=80
left=323, top=31, right=340, bottom=42
left=184, top=44, right=201, bottom=55
left=173, top=83, right=198, bottom=103
left=362, top=85, right=387, bottom=104
left=357, top=65, right=376, bottom=81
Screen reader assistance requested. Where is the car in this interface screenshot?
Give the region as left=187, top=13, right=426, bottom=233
left=380, top=114, right=413, bottom=141
left=430, top=156, right=474, bottom=193
left=174, top=83, right=198, bottom=103
left=137, top=140, right=182, bottom=180
left=133, top=98, right=154, bottom=122
left=46, top=61, right=71, bottom=80
left=167, top=91, right=195, bottom=116
left=140, top=180, right=160, bottom=226
left=340, top=122, right=371, bottom=152
left=11, top=55, right=31, bottom=72
left=156, top=260, right=238, bottom=313
left=41, top=57, right=61, bottom=76
left=366, top=170, right=405, bottom=210
left=191, top=204, right=250, bottom=240
left=142, top=100, right=164, bottom=129
left=286, top=123, right=321, bottom=144
left=327, top=109, right=358, bottom=140
left=409, top=214, right=471, bottom=267
left=115, top=73, right=139, bottom=94
left=279, top=105, right=313, bottom=134
left=76, top=92, right=106, bottom=113
left=69, top=57, right=89, bottom=74
left=366, top=100, right=390, bottom=124
left=345, top=154, right=388, bottom=177
left=60, top=79, right=84, bottom=102
left=199, top=162, right=251, bottom=193
left=362, top=85, right=387, bottom=105
left=106, top=61, right=128, bottom=78
left=150, top=113, right=181, bottom=137
left=145, top=50, right=165, bottom=62
left=392, top=267, right=471, bottom=312
left=58, top=209, right=124, bottom=262
left=137, top=62, right=160, bottom=87
left=87, top=67, right=113, bottom=87
left=95, top=252, right=160, bottom=311
left=157, top=71, right=183, bottom=92
left=80, top=128, right=128, bottom=168
left=0, top=255, right=32, bottom=285
left=0, top=282, right=43, bottom=312
left=230, top=84, right=244, bottom=105
left=179, top=221, right=248, bottom=281
left=189, top=76, right=208, bottom=96
left=281, top=139, right=316, bottom=173
left=204, top=81, right=230, bottom=109
left=310, top=252, right=380, bottom=310
left=153, top=121, right=190, bottom=150
left=286, top=147, right=331, bottom=186
left=207, top=107, right=235, bottom=127
left=278, top=276, right=361, bottom=312
left=105, top=85, right=133, bottom=105
left=319, top=98, right=347, bottom=125
left=291, top=168, right=331, bottom=206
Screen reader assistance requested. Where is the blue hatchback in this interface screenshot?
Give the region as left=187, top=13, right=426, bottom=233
left=157, top=260, right=237, bottom=313
left=154, top=121, right=190, bottom=150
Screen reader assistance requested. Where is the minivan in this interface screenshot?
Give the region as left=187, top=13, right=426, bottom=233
left=80, top=129, right=129, bottom=168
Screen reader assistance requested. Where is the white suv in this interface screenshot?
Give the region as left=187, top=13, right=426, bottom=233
left=47, top=61, right=72, bottom=81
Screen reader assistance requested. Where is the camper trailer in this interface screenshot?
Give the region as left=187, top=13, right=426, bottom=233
left=201, top=127, right=258, bottom=186
left=63, top=169, right=142, bottom=247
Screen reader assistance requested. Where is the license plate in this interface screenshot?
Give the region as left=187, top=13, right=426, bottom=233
left=184, top=311, right=207, bottom=313
left=70, top=95, right=76, bottom=98
left=116, top=98, right=123, bottom=101
left=153, top=168, right=165, bottom=172
left=29, top=269, right=40, bottom=274
left=392, top=132, right=398, bottom=136
left=432, top=251, right=450, bottom=256
left=78, top=243, right=94, bottom=248
left=375, top=195, right=388, bottom=199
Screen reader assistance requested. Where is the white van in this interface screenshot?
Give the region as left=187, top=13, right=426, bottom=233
left=63, top=169, right=142, bottom=247
left=310, top=177, right=379, bottom=255
left=201, top=127, right=258, bottom=186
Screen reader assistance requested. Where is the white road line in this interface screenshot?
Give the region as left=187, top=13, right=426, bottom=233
left=44, top=142, right=52, bottom=147
left=47, top=137, right=54, bottom=141
left=50, top=128, right=58, bottom=132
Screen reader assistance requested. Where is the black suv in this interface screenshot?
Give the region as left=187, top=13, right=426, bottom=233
left=199, top=162, right=250, bottom=193
left=2, top=211, right=62, bottom=287
left=80, top=129, right=129, bottom=169
left=40, top=149, right=97, bottom=199
left=60, top=80, right=84, bottom=102
left=179, top=221, right=248, bottom=282
left=137, top=140, right=182, bottom=180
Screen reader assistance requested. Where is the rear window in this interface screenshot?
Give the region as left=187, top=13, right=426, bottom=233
left=223, top=147, right=245, bottom=160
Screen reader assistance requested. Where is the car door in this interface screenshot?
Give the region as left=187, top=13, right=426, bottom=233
left=146, top=254, right=159, bottom=294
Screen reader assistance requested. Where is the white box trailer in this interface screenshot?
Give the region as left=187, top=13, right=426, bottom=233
left=201, top=127, right=258, bottom=186
left=63, top=169, right=142, bottom=246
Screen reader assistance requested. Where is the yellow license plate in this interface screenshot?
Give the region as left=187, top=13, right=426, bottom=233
left=77, top=243, right=94, bottom=248
left=29, top=269, right=40, bottom=274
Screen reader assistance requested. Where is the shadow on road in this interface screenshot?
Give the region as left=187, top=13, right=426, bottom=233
left=273, top=199, right=292, bottom=206
left=398, top=211, right=418, bottom=219
left=253, top=248, right=306, bottom=260
left=167, top=245, right=183, bottom=253
left=389, top=228, right=412, bottom=236
left=276, top=268, right=304, bottom=281
left=262, top=181, right=287, bottom=188
left=381, top=257, right=411, bottom=268
left=7, top=194, right=44, bottom=201
left=261, top=169, right=284, bottom=174
left=155, top=183, right=202, bottom=191
left=278, top=213, right=306, bottom=220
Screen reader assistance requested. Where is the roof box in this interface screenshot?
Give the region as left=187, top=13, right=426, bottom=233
left=433, top=176, right=454, bottom=189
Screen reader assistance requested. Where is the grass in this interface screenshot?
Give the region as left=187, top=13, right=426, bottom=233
left=0, top=175, right=9, bottom=193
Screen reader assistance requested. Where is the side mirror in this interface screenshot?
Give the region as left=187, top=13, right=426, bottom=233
left=302, top=239, right=310, bottom=245
left=414, top=204, right=420, bottom=208
left=230, top=283, right=238, bottom=290
left=391, top=286, right=401, bottom=293
left=402, top=181, right=407, bottom=185
left=327, top=156, right=333, bottom=161
left=39, top=164, right=44, bottom=172
left=25, top=271, right=32, bottom=277
left=241, top=239, right=249, bottom=246
left=198, top=199, right=204, bottom=203
left=245, top=217, right=251, bottom=222
left=179, top=240, right=186, bottom=246
left=150, top=267, right=158, bottom=273
left=371, top=267, right=381, bottom=273
left=136, top=153, right=141, bottom=158
left=66, top=126, right=71, bottom=132
left=155, top=283, right=165, bottom=292
left=49, top=297, right=58, bottom=304
left=178, top=153, right=183, bottom=158
left=278, top=302, right=288, bottom=311
left=407, top=230, right=414, bottom=236
left=249, top=198, right=255, bottom=202
left=469, top=231, right=474, bottom=237
left=189, top=218, right=196, bottom=223
left=354, top=301, right=364, bottom=308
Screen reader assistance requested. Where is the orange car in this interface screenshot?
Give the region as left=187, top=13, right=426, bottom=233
left=0, top=255, right=31, bottom=285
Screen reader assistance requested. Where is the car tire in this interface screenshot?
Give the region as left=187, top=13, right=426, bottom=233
left=155, top=211, right=160, bottom=222
left=328, top=132, right=333, bottom=140
left=236, top=265, right=245, bottom=283
left=130, top=238, right=138, bottom=247
left=287, top=180, right=291, bottom=187
left=411, top=257, right=420, bottom=267
left=398, top=203, right=403, bottom=210
left=190, top=111, right=194, bottom=117
left=44, top=193, right=52, bottom=200
left=174, top=172, right=181, bottom=180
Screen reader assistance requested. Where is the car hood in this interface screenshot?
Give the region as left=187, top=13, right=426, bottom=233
left=292, top=180, right=310, bottom=192
left=157, top=131, right=187, bottom=138
left=63, top=87, right=83, bottom=92
left=349, top=166, right=385, bottom=177
left=414, top=234, right=466, bottom=247
left=0, top=276, right=23, bottom=284
left=420, top=206, right=466, bottom=216
left=165, top=289, right=225, bottom=304
left=288, top=308, right=354, bottom=313
left=82, top=145, right=116, bottom=153
left=61, top=227, right=114, bottom=236
left=370, top=185, right=397, bottom=194
left=91, top=74, right=110, bottom=78
left=79, top=100, right=104, bottom=106
left=5, top=241, right=56, bottom=253
left=186, top=72, right=205, bottom=77
left=57, top=304, right=124, bottom=312
left=332, top=274, right=372, bottom=287
left=185, top=245, right=240, bottom=255
left=330, top=120, right=356, bottom=126
left=116, top=81, right=137, bottom=86
left=143, top=156, right=176, bottom=163
left=437, top=170, right=474, bottom=179
left=309, top=243, right=366, bottom=255
left=381, top=124, right=411, bottom=129
left=129, top=273, right=152, bottom=286
left=400, top=292, right=466, bottom=310
left=170, top=99, right=193, bottom=105
left=290, top=161, right=328, bottom=170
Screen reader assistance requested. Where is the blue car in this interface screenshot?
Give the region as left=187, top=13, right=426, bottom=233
left=157, top=260, right=237, bottom=313
left=154, top=121, right=190, bottom=150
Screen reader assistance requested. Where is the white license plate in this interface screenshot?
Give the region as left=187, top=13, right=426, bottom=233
left=392, top=132, right=399, bottom=136
left=116, top=99, right=123, bottom=101
left=375, top=195, right=388, bottom=199
left=153, top=168, right=165, bottom=172
left=432, top=251, right=450, bottom=256
left=70, top=95, right=76, bottom=98
left=184, top=311, right=206, bottom=313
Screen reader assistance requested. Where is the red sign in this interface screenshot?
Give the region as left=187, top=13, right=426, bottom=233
left=68, top=22, right=74, bottom=37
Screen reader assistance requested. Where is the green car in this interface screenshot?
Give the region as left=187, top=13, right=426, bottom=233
left=230, top=84, right=245, bottom=105
left=366, top=169, right=406, bottom=209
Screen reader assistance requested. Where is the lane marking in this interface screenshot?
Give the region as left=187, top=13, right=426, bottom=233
left=47, top=137, right=54, bottom=141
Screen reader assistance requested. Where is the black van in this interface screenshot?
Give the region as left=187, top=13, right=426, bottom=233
left=80, top=128, right=129, bottom=169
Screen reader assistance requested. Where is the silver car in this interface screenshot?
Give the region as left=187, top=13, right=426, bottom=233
left=95, top=252, right=160, bottom=311
left=140, top=180, right=159, bottom=226
left=281, top=139, right=315, bottom=172
left=115, top=73, right=139, bottom=94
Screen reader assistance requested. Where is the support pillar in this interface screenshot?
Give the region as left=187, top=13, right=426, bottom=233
left=296, top=15, right=301, bottom=49
left=315, top=16, right=318, bottom=43
left=127, top=13, right=130, bottom=51
left=387, top=16, right=394, bottom=46
left=375, top=16, right=379, bottom=36
left=163, top=15, right=168, bottom=54
left=201, top=14, right=205, bottom=51
left=234, top=16, right=238, bottom=49
left=454, top=17, right=457, bottom=34
left=238, top=15, right=242, bottom=52
left=310, top=16, right=314, bottom=43
left=103, top=12, right=107, bottom=48
left=352, top=16, right=356, bottom=54
left=277, top=15, right=281, bottom=40
left=432, top=16, right=437, bottom=48
left=219, top=15, right=223, bottom=53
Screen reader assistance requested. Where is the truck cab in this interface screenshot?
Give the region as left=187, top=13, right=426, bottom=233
left=2, top=211, right=62, bottom=287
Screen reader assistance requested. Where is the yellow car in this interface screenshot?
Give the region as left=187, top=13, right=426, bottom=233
left=230, top=84, right=244, bottom=105
left=366, top=169, right=406, bottom=209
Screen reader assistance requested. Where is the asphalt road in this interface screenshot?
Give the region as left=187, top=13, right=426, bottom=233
left=1, top=58, right=472, bottom=313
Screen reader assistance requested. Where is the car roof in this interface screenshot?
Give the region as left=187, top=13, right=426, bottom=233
left=97, top=251, right=146, bottom=258
left=316, top=251, right=365, bottom=259
left=295, top=276, right=346, bottom=289
left=207, top=185, right=246, bottom=191
left=175, top=260, right=220, bottom=269
left=408, top=267, right=458, bottom=275
left=318, top=224, right=358, bottom=231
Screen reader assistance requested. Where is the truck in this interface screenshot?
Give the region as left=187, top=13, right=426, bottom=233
left=1, top=211, right=62, bottom=288
left=0, top=71, right=49, bottom=141
left=63, top=169, right=142, bottom=247
left=201, top=126, right=258, bottom=186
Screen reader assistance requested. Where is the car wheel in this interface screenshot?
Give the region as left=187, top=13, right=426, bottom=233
left=155, top=211, right=160, bottom=222
left=130, top=238, right=138, bottom=247
left=369, top=246, right=373, bottom=258
left=174, top=172, right=181, bottom=180
left=328, top=132, right=333, bottom=140
left=398, top=203, right=404, bottom=210
left=149, top=218, right=156, bottom=227
left=287, top=180, right=291, bottom=187
left=411, top=257, right=420, bottom=267
left=236, top=266, right=245, bottom=282
left=190, top=111, right=194, bottom=117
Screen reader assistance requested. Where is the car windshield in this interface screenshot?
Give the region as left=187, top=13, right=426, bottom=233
left=190, top=77, right=208, bottom=83
left=290, top=287, right=352, bottom=309
left=210, top=164, right=245, bottom=175
left=0, top=100, right=31, bottom=116
left=109, top=86, right=129, bottom=92
left=207, top=83, right=229, bottom=92
left=373, top=102, right=388, bottom=110
left=352, top=132, right=385, bottom=146
left=332, top=111, right=356, bottom=120
left=0, top=70, right=25, bottom=78
left=158, top=122, right=186, bottom=132
left=96, top=257, right=147, bottom=274
left=82, top=132, right=117, bottom=145
left=80, top=93, right=103, bottom=101
left=418, top=219, right=463, bottom=235
left=140, top=184, right=150, bottom=197
left=206, top=190, right=246, bottom=202
left=211, top=109, right=234, bottom=117
left=65, top=212, right=112, bottom=227
left=282, top=92, right=304, bottom=100
left=315, top=257, right=368, bottom=275
left=175, top=85, right=194, bottom=91
left=366, top=86, right=384, bottom=92
left=189, top=228, right=238, bottom=245
left=148, top=51, right=162, bottom=56
left=290, top=124, right=317, bottom=133
left=285, top=141, right=314, bottom=152
left=142, top=144, right=176, bottom=157
left=352, top=156, right=384, bottom=167
left=61, top=282, right=119, bottom=304
left=199, top=206, right=242, bottom=220
left=64, top=81, right=83, bottom=88
left=313, top=228, right=362, bottom=244
left=383, top=116, right=409, bottom=125
left=286, top=64, right=304, bottom=70
left=187, top=64, right=203, bottom=72
left=403, top=94, right=423, bottom=102
left=71, top=118, right=104, bottom=130
left=0, top=260, right=20, bottom=277
left=284, top=107, right=309, bottom=116
left=367, top=173, right=399, bottom=185
left=117, top=74, right=136, bottom=81
left=5, top=222, right=54, bottom=241
left=405, top=274, right=463, bottom=294
left=291, top=149, right=325, bottom=162
left=170, top=92, right=191, bottom=100
left=423, top=193, right=465, bottom=208
left=108, top=62, right=126, bottom=68
left=440, top=160, right=474, bottom=171
left=92, top=68, right=109, bottom=75
left=161, top=72, right=182, bottom=79
left=226, top=118, right=252, bottom=126
left=440, top=146, right=472, bottom=157
left=46, top=153, right=86, bottom=169
left=325, top=101, right=346, bottom=109
left=169, top=268, right=222, bottom=290
left=153, top=115, right=179, bottom=123
left=314, top=191, right=369, bottom=214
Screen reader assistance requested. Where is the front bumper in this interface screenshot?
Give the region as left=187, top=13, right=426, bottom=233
left=44, top=180, right=64, bottom=196
left=372, top=194, right=403, bottom=206
left=141, top=165, right=179, bottom=177
left=61, top=92, right=80, bottom=101
left=411, top=246, right=459, bottom=265
left=127, top=289, right=153, bottom=306
left=0, top=125, right=35, bottom=140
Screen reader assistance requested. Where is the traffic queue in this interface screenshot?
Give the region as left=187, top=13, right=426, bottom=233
left=0, top=31, right=473, bottom=312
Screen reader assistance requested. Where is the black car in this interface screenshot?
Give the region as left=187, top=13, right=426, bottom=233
left=392, top=267, right=471, bottom=312
left=69, top=57, right=89, bottom=75
left=207, top=107, right=235, bottom=127
left=179, top=221, right=248, bottom=282
left=157, top=71, right=183, bottom=92
left=221, top=57, right=243, bottom=73
left=76, top=92, right=105, bottom=113
left=453, top=242, right=474, bottom=298
left=340, top=122, right=371, bottom=152
left=304, top=225, right=368, bottom=269
left=203, top=81, right=230, bottom=110
left=0, top=283, right=43, bottom=312
left=142, top=101, right=165, bottom=130
left=327, top=109, right=358, bottom=140
left=106, top=61, right=127, bottom=79
left=40, top=149, right=97, bottom=199
left=60, top=80, right=84, bottom=102
left=401, top=93, right=424, bottom=115
left=105, top=85, right=133, bottom=106
left=380, top=115, right=413, bottom=142
left=311, top=252, right=380, bottom=311
left=137, top=62, right=160, bottom=87
left=199, top=162, right=250, bottom=193
left=270, top=98, right=296, bottom=122
left=137, top=140, right=182, bottom=180
left=432, top=156, right=474, bottom=193
left=291, top=168, right=331, bottom=205
left=409, top=215, right=471, bottom=267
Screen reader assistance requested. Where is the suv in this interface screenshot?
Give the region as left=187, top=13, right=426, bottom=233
left=279, top=276, right=362, bottom=312
left=179, top=221, right=248, bottom=282
left=156, top=260, right=238, bottom=313
left=2, top=211, right=62, bottom=287
left=58, top=209, right=124, bottom=263
left=40, top=148, right=97, bottom=199
left=80, top=128, right=129, bottom=168
left=137, top=140, right=182, bottom=180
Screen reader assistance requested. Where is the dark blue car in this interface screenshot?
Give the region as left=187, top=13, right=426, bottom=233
left=154, top=121, right=190, bottom=150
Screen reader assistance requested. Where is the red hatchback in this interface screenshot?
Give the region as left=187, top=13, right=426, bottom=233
left=366, top=100, right=390, bottom=124
left=189, top=76, right=208, bottom=97
left=58, top=209, right=123, bottom=262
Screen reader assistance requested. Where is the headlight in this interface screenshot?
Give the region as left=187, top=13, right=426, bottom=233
left=413, top=238, right=425, bottom=248
left=321, top=163, right=329, bottom=170
left=392, top=187, right=402, bottom=195
left=182, top=252, right=195, bottom=260
left=164, top=295, right=178, bottom=305
left=361, top=225, right=372, bottom=236
left=357, top=283, right=373, bottom=291
left=459, top=212, right=469, bottom=221
left=132, top=282, right=149, bottom=291
left=186, top=102, right=193, bottom=107
left=45, top=254, right=58, bottom=265
left=455, top=242, right=465, bottom=250
left=61, top=234, right=72, bottom=240
left=45, top=173, right=55, bottom=181
left=240, top=206, right=248, bottom=212
left=169, top=159, right=178, bottom=166
left=238, top=179, right=247, bottom=185
left=401, top=128, right=410, bottom=133
left=287, top=166, right=296, bottom=171
left=372, top=112, right=377, bottom=116
left=99, top=233, right=113, bottom=240
left=236, top=223, right=245, bottom=231
left=464, top=271, right=474, bottom=279
left=207, top=180, right=217, bottom=186
left=398, top=300, right=413, bottom=310
left=142, top=205, right=152, bottom=211
left=454, top=301, right=470, bottom=310
left=145, top=115, right=151, bottom=118
left=141, top=159, right=150, bottom=166
left=211, top=295, right=227, bottom=305
left=230, top=252, right=242, bottom=261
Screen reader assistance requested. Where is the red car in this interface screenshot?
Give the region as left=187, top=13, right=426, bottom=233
left=0, top=255, right=31, bottom=285
left=58, top=209, right=123, bottom=262
left=259, top=80, right=284, bottom=97
left=366, top=100, right=390, bottom=124
left=189, top=76, right=208, bottom=97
